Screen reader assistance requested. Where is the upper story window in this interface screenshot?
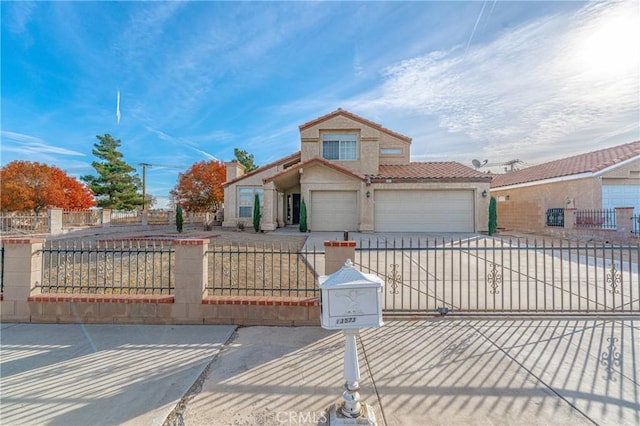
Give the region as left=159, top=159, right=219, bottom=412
left=380, top=148, right=402, bottom=155
left=322, top=133, right=357, bottom=161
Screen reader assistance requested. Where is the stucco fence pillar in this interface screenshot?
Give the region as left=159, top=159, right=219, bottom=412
left=48, top=208, right=63, bottom=235
left=615, top=207, right=635, bottom=240
left=1, top=238, right=45, bottom=322
left=324, top=241, right=356, bottom=275
left=172, top=239, right=209, bottom=323
left=101, top=209, right=112, bottom=227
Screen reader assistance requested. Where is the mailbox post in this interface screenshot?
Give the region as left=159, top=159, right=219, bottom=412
left=319, top=259, right=383, bottom=425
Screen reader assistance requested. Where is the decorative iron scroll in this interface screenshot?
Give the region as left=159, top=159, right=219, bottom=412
left=606, top=263, right=621, bottom=295
left=601, top=336, right=622, bottom=381
left=387, top=263, right=401, bottom=295
left=487, top=262, right=501, bottom=294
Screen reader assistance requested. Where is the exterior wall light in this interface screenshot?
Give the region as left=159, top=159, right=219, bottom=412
left=366, top=191, right=371, bottom=198
left=481, top=190, right=488, bottom=198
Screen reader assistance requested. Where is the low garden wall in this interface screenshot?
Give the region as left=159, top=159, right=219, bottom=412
left=1, top=239, right=353, bottom=326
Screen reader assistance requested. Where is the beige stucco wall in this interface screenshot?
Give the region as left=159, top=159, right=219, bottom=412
left=600, top=158, right=640, bottom=184
left=492, top=177, right=600, bottom=233
left=378, top=132, right=410, bottom=164
left=300, top=115, right=410, bottom=175
left=223, top=167, right=280, bottom=228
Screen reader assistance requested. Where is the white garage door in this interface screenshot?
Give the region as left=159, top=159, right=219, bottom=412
left=311, top=191, right=358, bottom=231
left=375, top=190, right=474, bottom=232
left=602, top=185, right=640, bottom=212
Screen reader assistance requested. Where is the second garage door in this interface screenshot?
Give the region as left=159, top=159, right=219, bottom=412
left=311, top=191, right=358, bottom=231
left=375, top=190, right=474, bottom=232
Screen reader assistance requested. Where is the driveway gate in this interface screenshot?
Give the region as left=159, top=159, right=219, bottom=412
left=354, top=237, right=639, bottom=315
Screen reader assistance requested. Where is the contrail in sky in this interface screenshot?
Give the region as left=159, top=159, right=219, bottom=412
left=466, top=0, right=489, bottom=53
left=116, top=89, right=121, bottom=125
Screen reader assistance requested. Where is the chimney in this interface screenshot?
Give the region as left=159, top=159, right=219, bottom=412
left=225, top=160, right=246, bottom=182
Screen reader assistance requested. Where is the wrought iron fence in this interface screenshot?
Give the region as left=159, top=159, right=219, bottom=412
left=39, top=240, right=174, bottom=294
left=0, top=214, right=48, bottom=235
left=1, top=244, right=4, bottom=294
left=546, top=208, right=564, bottom=227
left=575, top=209, right=616, bottom=229
left=355, top=237, right=639, bottom=314
left=63, top=209, right=101, bottom=227
left=206, top=244, right=319, bottom=296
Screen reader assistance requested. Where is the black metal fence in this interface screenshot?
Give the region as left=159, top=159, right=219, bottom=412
left=1, top=245, right=4, bottom=294
left=39, top=240, right=174, bottom=294
left=355, top=237, right=639, bottom=315
left=206, top=244, right=319, bottom=296
left=574, top=209, right=616, bottom=229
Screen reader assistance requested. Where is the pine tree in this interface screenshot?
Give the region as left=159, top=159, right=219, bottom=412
left=81, top=134, right=143, bottom=210
left=252, top=193, right=261, bottom=232
left=299, top=198, right=308, bottom=232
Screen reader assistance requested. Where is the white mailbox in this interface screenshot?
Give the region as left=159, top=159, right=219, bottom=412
left=319, top=259, right=384, bottom=330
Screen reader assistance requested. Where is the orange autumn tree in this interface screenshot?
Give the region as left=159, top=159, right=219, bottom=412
left=0, top=161, right=95, bottom=213
left=170, top=160, right=226, bottom=212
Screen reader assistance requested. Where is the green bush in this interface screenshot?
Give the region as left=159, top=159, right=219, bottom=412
left=299, top=198, right=308, bottom=232
left=176, top=205, right=184, bottom=233
left=488, top=196, right=497, bottom=236
left=253, top=193, right=261, bottom=232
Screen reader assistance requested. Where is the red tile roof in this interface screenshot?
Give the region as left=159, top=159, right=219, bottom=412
left=299, top=108, right=412, bottom=143
left=371, top=162, right=492, bottom=182
left=222, top=151, right=301, bottom=187
left=492, top=141, right=640, bottom=188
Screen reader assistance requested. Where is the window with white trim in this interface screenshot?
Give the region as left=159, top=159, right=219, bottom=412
left=238, top=187, right=264, bottom=218
left=322, top=133, right=357, bottom=161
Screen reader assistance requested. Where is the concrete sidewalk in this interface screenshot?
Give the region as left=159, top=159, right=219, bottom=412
left=0, top=323, right=236, bottom=426
left=1, top=319, right=638, bottom=426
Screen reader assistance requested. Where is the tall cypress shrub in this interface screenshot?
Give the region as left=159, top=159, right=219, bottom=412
left=252, top=193, right=261, bottom=232
left=176, top=205, right=184, bottom=233
left=299, top=198, right=308, bottom=232
left=488, top=196, right=497, bottom=236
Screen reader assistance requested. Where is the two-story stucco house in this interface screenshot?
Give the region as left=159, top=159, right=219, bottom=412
left=222, top=109, right=492, bottom=233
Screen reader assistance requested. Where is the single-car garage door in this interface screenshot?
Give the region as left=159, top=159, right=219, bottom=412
left=311, top=191, right=358, bottom=231
left=375, top=190, right=474, bottom=232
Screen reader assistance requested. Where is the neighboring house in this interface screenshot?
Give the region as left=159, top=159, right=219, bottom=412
left=491, top=141, right=640, bottom=233
left=223, top=109, right=491, bottom=233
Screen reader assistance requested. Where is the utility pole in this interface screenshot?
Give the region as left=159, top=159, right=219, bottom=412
left=139, top=163, right=151, bottom=210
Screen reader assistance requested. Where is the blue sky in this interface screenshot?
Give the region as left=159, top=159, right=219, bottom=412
left=2, top=1, right=638, bottom=208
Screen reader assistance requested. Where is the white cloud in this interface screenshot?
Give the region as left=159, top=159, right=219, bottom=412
left=1, top=131, right=85, bottom=157
left=356, top=1, right=640, bottom=163
left=4, top=1, right=36, bottom=35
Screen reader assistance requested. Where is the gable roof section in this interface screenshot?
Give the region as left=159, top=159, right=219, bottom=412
left=371, top=162, right=492, bottom=182
left=299, top=108, right=412, bottom=143
left=222, top=151, right=301, bottom=187
left=264, top=157, right=365, bottom=184
left=492, top=141, right=640, bottom=188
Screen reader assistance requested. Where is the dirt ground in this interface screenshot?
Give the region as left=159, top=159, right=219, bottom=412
left=48, top=224, right=309, bottom=249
